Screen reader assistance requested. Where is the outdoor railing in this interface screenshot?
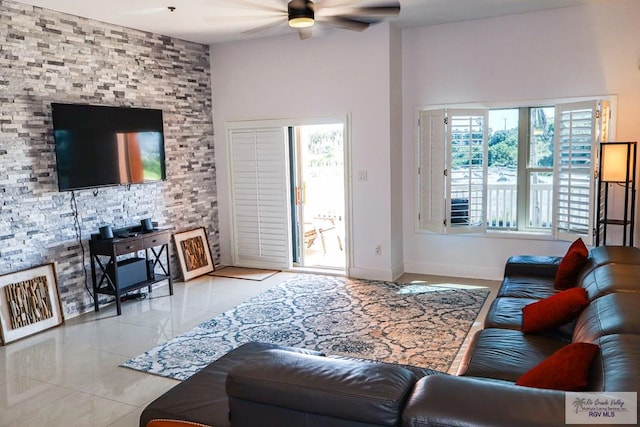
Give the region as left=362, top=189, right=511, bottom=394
left=452, top=183, right=553, bottom=230
left=486, top=183, right=553, bottom=229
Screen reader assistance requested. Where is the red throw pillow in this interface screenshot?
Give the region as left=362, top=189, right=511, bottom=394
left=522, top=287, right=589, bottom=333
left=516, top=342, right=599, bottom=391
left=554, top=238, right=589, bottom=289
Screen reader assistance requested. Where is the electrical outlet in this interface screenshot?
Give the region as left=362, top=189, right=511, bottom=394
left=375, top=245, right=381, bottom=255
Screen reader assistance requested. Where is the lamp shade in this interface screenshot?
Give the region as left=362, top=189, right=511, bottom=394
left=601, top=142, right=632, bottom=182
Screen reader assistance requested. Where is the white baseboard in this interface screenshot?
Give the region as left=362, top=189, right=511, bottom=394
left=347, top=266, right=396, bottom=282
left=403, top=260, right=503, bottom=281
left=347, top=261, right=501, bottom=282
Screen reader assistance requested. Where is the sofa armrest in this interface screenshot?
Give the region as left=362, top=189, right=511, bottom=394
left=226, top=349, right=417, bottom=426
left=403, top=375, right=569, bottom=427
left=146, top=421, right=212, bottom=427
left=503, top=255, right=562, bottom=278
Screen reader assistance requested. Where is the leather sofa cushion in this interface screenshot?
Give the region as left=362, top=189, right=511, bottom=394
left=328, top=354, right=443, bottom=380
left=413, top=334, right=639, bottom=425
left=501, top=247, right=640, bottom=297
left=146, top=421, right=211, bottom=427
left=226, top=349, right=417, bottom=426
left=573, top=293, right=640, bottom=343
left=503, top=255, right=561, bottom=278
left=576, top=245, right=640, bottom=284
left=587, top=245, right=640, bottom=265
left=500, top=249, right=640, bottom=301
left=140, top=342, right=323, bottom=427
left=580, top=263, right=640, bottom=300
left=484, top=296, right=538, bottom=330
left=457, top=329, right=567, bottom=381
left=589, top=334, right=640, bottom=393
left=402, top=375, right=567, bottom=427
left=496, top=276, right=556, bottom=299
left=484, top=297, right=575, bottom=340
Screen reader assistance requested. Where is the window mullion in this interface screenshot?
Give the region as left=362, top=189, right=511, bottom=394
left=517, top=108, right=528, bottom=230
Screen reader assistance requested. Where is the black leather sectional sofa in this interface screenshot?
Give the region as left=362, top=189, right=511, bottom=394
left=141, top=245, right=640, bottom=427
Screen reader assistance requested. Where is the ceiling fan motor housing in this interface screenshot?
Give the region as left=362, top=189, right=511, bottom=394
left=288, top=0, right=315, bottom=28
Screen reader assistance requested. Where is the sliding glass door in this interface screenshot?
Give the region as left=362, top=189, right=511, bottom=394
left=290, top=123, right=346, bottom=271
left=227, top=118, right=348, bottom=273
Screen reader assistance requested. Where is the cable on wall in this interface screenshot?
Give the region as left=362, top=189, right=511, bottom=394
left=71, top=190, right=94, bottom=302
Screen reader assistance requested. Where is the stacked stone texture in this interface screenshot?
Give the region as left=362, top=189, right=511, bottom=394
left=0, top=0, right=219, bottom=317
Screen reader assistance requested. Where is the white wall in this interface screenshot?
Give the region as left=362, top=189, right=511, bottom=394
left=210, top=1, right=640, bottom=282
left=389, top=25, right=404, bottom=278
left=211, top=24, right=398, bottom=279
left=402, top=0, right=640, bottom=280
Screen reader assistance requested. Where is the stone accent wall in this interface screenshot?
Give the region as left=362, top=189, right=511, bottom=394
left=0, top=0, right=218, bottom=317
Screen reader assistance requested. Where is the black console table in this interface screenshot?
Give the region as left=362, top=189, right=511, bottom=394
left=89, top=227, right=173, bottom=315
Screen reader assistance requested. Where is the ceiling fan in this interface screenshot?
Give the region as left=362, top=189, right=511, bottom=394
left=227, top=0, right=401, bottom=40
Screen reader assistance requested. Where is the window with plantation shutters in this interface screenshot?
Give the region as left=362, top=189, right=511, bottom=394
left=418, top=109, right=446, bottom=233
left=417, top=109, right=487, bottom=234
left=446, top=109, right=488, bottom=234
left=417, top=98, right=610, bottom=241
left=553, top=100, right=608, bottom=244
left=228, top=127, right=291, bottom=268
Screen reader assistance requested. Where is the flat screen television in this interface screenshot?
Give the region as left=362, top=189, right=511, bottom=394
left=52, top=103, right=167, bottom=191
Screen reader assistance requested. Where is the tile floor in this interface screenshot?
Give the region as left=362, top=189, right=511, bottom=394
left=0, top=271, right=500, bottom=427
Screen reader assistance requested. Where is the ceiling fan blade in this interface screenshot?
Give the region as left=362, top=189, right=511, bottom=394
left=120, top=7, right=168, bottom=16
left=298, top=28, right=313, bottom=40
left=204, top=13, right=287, bottom=23
left=227, top=0, right=286, bottom=15
left=316, top=0, right=360, bottom=8
left=320, top=16, right=369, bottom=32
left=344, top=5, right=401, bottom=18
left=241, top=17, right=288, bottom=36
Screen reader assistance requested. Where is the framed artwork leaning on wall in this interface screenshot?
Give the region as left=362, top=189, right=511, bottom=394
left=173, top=227, right=215, bottom=281
left=0, top=263, right=64, bottom=345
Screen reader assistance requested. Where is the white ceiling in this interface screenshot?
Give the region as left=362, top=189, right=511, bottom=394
left=15, top=0, right=613, bottom=44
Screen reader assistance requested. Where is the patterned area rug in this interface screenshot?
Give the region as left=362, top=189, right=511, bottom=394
left=121, top=275, right=489, bottom=380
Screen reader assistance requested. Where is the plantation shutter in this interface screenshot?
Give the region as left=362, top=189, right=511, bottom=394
left=446, top=109, right=488, bottom=234
left=418, top=109, right=446, bottom=233
left=553, top=100, right=607, bottom=244
left=228, top=127, right=290, bottom=269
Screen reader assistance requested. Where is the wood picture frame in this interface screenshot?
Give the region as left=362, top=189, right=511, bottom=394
left=0, top=263, right=64, bottom=345
left=173, top=227, right=214, bottom=281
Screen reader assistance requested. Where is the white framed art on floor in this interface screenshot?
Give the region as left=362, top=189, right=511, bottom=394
left=0, top=263, right=64, bottom=345
left=173, top=227, right=215, bottom=281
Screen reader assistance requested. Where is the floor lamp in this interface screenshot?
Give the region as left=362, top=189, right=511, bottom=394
left=596, top=141, right=637, bottom=246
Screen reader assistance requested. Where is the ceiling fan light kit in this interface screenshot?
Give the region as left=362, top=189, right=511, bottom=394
left=288, top=0, right=315, bottom=28
left=239, top=0, right=400, bottom=39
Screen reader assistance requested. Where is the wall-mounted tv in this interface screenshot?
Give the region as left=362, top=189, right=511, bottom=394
left=52, top=103, right=167, bottom=191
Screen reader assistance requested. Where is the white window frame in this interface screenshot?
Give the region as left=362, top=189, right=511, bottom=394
left=417, top=97, right=614, bottom=242
left=522, top=106, right=555, bottom=232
